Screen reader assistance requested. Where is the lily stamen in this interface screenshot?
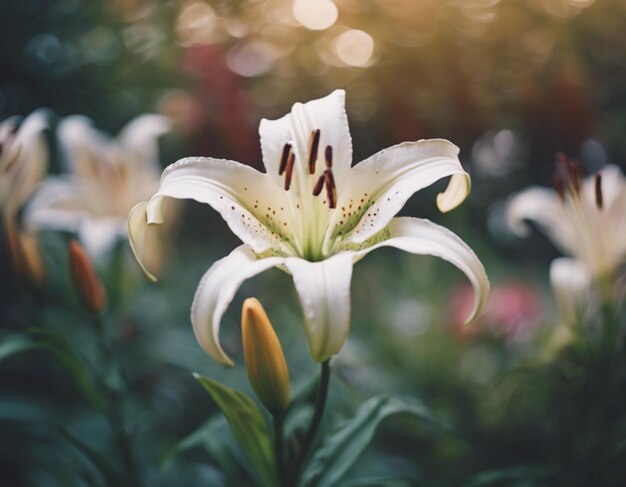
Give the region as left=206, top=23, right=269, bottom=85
left=128, top=89, right=488, bottom=367
left=595, top=173, right=603, bottom=210
left=278, top=143, right=291, bottom=176
left=308, top=129, right=321, bottom=174
left=325, top=145, right=333, bottom=168
left=554, top=152, right=583, bottom=198
left=284, top=151, right=295, bottom=191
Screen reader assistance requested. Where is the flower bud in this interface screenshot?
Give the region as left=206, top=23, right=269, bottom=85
left=69, top=239, right=106, bottom=314
left=241, top=298, right=290, bottom=415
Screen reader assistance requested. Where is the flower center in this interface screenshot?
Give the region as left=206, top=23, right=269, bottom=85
left=553, top=153, right=610, bottom=275
left=275, top=129, right=339, bottom=261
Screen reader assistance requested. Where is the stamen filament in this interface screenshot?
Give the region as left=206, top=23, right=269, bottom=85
left=308, top=129, right=321, bottom=175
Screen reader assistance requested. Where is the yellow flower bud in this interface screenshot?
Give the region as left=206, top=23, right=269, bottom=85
left=241, top=298, right=290, bottom=415
left=69, top=240, right=106, bottom=315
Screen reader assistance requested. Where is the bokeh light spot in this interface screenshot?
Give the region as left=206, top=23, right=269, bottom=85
left=293, top=0, right=338, bottom=31
left=334, top=29, right=374, bottom=67
left=176, top=2, right=220, bottom=46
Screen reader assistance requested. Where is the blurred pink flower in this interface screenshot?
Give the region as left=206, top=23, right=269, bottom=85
left=449, top=282, right=543, bottom=343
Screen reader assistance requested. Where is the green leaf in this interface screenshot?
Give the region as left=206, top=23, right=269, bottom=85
left=0, top=331, right=105, bottom=409
left=342, top=478, right=414, bottom=487
left=164, top=414, right=258, bottom=485
left=164, top=415, right=228, bottom=462
left=194, top=373, right=279, bottom=487
left=0, top=334, right=40, bottom=361
left=58, top=426, right=119, bottom=485
left=302, top=395, right=440, bottom=487
left=463, top=466, right=555, bottom=486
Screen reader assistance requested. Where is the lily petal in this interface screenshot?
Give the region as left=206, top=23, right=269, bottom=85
left=191, top=245, right=284, bottom=366
left=260, top=89, right=352, bottom=182
left=1, top=110, right=49, bottom=212
left=349, top=217, right=490, bottom=324
left=25, top=177, right=88, bottom=233
left=118, top=114, right=171, bottom=170
left=506, top=186, right=575, bottom=255
left=79, top=218, right=126, bottom=258
left=585, top=166, right=626, bottom=256
left=339, top=139, right=470, bottom=245
left=143, top=157, right=293, bottom=256
left=128, top=202, right=156, bottom=280
left=58, top=116, right=112, bottom=180
left=284, top=252, right=354, bottom=363
left=27, top=176, right=126, bottom=258
left=582, top=164, right=625, bottom=210
left=550, top=257, right=591, bottom=324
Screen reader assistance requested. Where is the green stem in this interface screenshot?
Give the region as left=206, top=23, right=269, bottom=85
left=94, top=315, right=139, bottom=486
left=290, top=360, right=331, bottom=485
left=273, top=414, right=285, bottom=486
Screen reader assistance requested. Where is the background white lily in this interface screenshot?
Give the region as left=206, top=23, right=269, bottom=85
left=26, top=114, right=170, bottom=258
left=508, top=163, right=626, bottom=317
left=129, top=90, right=490, bottom=365
left=0, top=110, right=49, bottom=284
left=0, top=110, right=49, bottom=215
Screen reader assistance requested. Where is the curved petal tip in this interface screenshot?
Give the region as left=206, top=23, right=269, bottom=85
left=127, top=201, right=158, bottom=282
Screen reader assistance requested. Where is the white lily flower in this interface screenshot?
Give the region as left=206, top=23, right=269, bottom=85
left=129, top=90, right=490, bottom=365
left=26, top=114, right=170, bottom=257
left=0, top=110, right=49, bottom=214
left=0, top=110, right=49, bottom=284
left=508, top=160, right=626, bottom=316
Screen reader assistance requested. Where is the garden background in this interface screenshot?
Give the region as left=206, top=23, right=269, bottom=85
left=1, top=1, right=625, bottom=486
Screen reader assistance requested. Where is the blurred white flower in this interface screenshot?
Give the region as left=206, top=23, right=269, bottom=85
left=129, top=90, right=490, bottom=366
left=0, top=110, right=49, bottom=214
left=0, top=110, right=49, bottom=285
left=508, top=157, right=626, bottom=319
left=26, top=114, right=170, bottom=257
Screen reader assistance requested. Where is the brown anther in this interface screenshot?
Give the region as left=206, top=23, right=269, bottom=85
left=284, top=152, right=295, bottom=191
left=324, top=170, right=336, bottom=208
left=308, top=129, right=320, bottom=174
left=324, top=168, right=335, bottom=189
left=554, top=152, right=583, bottom=198
left=312, top=174, right=325, bottom=196
left=325, top=145, right=333, bottom=168
left=595, top=173, right=603, bottom=210
left=278, top=143, right=292, bottom=175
